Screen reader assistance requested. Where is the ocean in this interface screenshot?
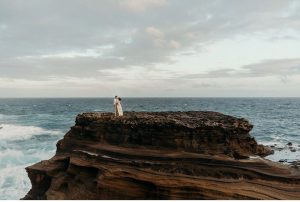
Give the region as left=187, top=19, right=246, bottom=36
left=0, top=98, right=299, bottom=199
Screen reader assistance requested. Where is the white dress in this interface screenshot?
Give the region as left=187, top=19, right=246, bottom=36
left=117, top=99, right=123, bottom=116
left=113, top=98, right=118, bottom=115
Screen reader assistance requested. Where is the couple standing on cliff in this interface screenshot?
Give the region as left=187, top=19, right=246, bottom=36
left=114, top=96, right=123, bottom=116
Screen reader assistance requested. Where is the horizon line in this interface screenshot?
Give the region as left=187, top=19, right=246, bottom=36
left=0, top=96, right=300, bottom=99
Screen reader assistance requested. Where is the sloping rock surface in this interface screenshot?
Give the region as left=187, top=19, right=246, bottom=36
left=23, top=112, right=300, bottom=199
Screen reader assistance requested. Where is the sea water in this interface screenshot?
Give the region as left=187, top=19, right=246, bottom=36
left=0, top=98, right=299, bottom=199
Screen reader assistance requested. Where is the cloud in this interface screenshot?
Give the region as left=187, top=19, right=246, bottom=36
left=119, top=0, right=168, bottom=12
left=178, top=58, right=300, bottom=81
left=146, top=26, right=165, bottom=38
left=0, top=0, right=300, bottom=96
left=169, top=40, right=181, bottom=49
left=242, top=58, right=300, bottom=77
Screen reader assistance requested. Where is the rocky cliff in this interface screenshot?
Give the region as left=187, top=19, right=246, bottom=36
left=23, top=111, right=300, bottom=200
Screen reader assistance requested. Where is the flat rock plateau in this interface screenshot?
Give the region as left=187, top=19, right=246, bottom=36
left=23, top=111, right=300, bottom=199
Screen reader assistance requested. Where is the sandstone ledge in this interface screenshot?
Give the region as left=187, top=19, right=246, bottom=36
left=23, top=111, right=300, bottom=200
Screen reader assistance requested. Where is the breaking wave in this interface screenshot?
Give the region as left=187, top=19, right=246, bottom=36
left=0, top=124, right=62, bottom=141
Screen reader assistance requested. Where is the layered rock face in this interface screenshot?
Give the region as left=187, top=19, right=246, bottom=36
left=23, top=112, right=300, bottom=200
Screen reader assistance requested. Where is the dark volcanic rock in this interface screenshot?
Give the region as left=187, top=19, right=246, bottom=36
left=23, top=111, right=300, bottom=200
left=279, top=159, right=288, bottom=163
left=291, top=161, right=300, bottom=167
left=73, top=111, right=272, bottom=158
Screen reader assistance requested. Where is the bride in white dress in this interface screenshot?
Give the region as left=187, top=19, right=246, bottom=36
left=116, top=97, right=123, bottom=116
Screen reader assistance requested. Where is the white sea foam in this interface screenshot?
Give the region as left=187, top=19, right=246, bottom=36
left=260, top=141, right=285, bottom=148
left=93, top=109, right=104, bottom=112
left=0, top=164, right=31, bottom=200
left=0, top=147, right=57, bottom=199
left=0, top=124, right=62, bottom=141
left=0, top=149, right=23, bottom=159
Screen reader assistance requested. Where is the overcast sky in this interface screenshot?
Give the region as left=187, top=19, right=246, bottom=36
left=1, top=0, right=300, bottom=97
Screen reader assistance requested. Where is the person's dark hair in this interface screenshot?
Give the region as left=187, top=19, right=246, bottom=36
left=115, top=95, right=117, bottom=98
left=118, top=97, right=122, bottom=101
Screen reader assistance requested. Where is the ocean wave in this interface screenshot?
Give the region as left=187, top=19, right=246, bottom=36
left=0, top=164, right=31, bottom=200
left=0, top=124, right=63, bottom=141
left=0, top=149, right=23, bottom=159
left=0, top=113, right=23, bottom=120
left=0, top=148, right=56, bottom=168
left=0, top=147, right=57, bottom=199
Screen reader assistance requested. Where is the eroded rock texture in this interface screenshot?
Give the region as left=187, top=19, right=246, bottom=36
left=23, top=112, right=300, bottom=199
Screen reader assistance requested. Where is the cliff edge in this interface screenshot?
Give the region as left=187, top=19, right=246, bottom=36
left=23, top=111, right=300, bottom=199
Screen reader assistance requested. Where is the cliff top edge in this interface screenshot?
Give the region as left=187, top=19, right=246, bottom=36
left=75, top=111, right=253, bottom=131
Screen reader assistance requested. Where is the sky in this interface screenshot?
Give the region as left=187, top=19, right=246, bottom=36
left=0, top=0, right=300, bottom=97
